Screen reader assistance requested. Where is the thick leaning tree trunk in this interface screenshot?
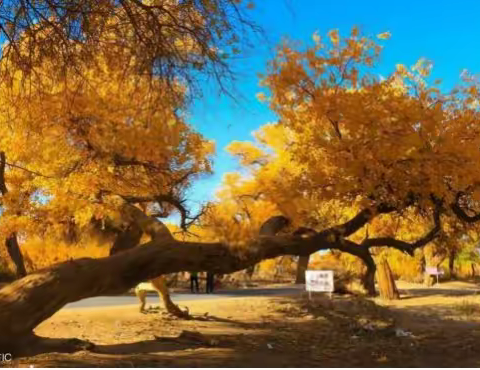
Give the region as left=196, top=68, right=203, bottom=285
left=376, top=258, right=399, bottom=300
left=0, top=219, right=342, bottom=356
left=295, top=254, right=310, bottom=284
left=0, top=204, right=441, bottom=356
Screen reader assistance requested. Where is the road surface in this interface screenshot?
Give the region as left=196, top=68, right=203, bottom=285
left=63, top=286, right=304, bottom=309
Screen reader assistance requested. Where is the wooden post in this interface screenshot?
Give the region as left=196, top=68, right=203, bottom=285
left=377, top=258, right=400, bottom=300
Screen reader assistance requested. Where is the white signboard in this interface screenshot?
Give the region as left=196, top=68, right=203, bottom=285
left=425, top=267, right=445, bottom=276
left=305, top=270, right=334, bottom=293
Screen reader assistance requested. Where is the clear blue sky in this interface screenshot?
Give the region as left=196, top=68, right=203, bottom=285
left=181, top=0, right=480, bottom=218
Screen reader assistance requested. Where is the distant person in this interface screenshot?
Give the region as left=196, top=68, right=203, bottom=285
left=206, top=271, right=215, bottom=294
left=190, top=271, right=199, bottom=293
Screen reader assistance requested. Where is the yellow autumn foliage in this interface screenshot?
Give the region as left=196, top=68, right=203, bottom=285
left=258, top=27, right=480, bottom=212
left=0, top=28, right=215, bottom=239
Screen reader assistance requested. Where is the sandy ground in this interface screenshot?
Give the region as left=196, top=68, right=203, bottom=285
left=4, top=280, right=480, bottom=367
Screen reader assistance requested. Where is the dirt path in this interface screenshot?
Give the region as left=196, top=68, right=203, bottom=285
left=4, top=282, right=480, bottom=367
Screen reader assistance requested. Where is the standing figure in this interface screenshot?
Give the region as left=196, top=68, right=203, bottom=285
left=190, top=271, right=199, bottom=293
left=206, top=271, right=215, bottom=294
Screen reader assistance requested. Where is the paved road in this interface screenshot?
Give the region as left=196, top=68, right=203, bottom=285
left=63, top=286, right=304, bottom=310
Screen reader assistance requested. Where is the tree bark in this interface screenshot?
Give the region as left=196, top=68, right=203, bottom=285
left=295, top=254, right=310, bottom=284
left=449, top=250, right=456, bottom=280
left=5, top=233, right=26, bottom=278
left=274, top=256, right=286, bottom=279
left=246, top=264, right=256, bottom=279
left=336, top=242, right=376, bottom=296
left=376, top=258, right=399, bottom=300
left=361, top=256, right=376, bottom=297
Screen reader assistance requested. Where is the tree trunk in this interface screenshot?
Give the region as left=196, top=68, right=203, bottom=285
left=5, top=233, right=26, bottom=278
left=376, top=258, right=399, bottom=300
left=362, top=258, right=376, bottom=297
left=337, top=245, right=376, bottom=296
left=419, top=254, right=426, bottom=281
left=246, top=264, right=256, bottom=279
left=449, top=250, right=456, bottom=280
left=0, top=152, right=27, bottom=278
left=274, top=256, right=285, bottom=279
left=0, top=219, right=345, bottom=356
left=295, top=254, right=310, bottom=284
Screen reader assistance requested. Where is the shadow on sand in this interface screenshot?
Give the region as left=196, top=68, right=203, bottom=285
left=8, top=290, right=480, bottom=367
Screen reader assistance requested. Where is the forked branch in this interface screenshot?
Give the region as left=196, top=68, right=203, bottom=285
left=361, top=200, right=443, bottom=255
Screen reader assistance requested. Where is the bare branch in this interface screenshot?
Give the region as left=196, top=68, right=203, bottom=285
left=120, top=193, right=205, bottom=231
left=325, top=203, right=397, bottom=240
left=0, top=152, right=8, bottom=195
left=361, top=200, right=443, bottom=255
left=0, top=0, right=259, bottom=102
left=4, top=162, right=56, bottom=179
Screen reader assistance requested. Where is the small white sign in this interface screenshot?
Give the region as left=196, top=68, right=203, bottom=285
left=425, top=267, right=444, bottom=275
left=305, top=270, right=334, bottom=293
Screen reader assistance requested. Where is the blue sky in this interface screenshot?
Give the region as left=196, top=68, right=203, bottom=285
left=180, top=0, right=480, bottom=218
